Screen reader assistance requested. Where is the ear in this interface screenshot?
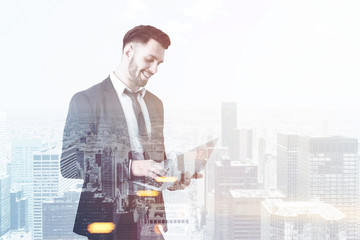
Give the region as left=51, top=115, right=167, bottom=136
left=123, top=44, right=134, bottom=61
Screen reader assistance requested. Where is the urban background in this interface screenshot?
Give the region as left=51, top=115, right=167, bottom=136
left=1, top=104, right=360, bottom=239
left=1, top=0, right=360, bottom=239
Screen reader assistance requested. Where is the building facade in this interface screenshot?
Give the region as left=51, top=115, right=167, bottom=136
left=214, top=157, right=258, bottom=240
left=32, top=146, right=60, bottom=240
left=261, top=199, right=346, bottom=240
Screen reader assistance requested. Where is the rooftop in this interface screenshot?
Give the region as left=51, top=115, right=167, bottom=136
left=33, top=145, right=61, bottom=155
left=215, top=160, right=255, bottom=167
left=229, top=189, right=285, bottom=199
left=262, top=199, right=345, bottom=221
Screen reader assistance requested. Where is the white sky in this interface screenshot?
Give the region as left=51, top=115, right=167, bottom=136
left=1, top=0, right=360, bottom=112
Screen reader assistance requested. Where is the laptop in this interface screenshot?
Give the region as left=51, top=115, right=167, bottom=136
left=132, top=138, right=218, bottom=191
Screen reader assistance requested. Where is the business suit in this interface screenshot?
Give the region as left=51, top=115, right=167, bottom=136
left=61, top=76, right=166, bottom=239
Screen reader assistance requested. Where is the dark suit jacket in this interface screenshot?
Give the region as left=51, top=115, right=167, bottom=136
left=60, top=77, right=166, bottom=238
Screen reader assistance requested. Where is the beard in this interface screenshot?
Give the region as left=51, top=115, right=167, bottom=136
left=128, top=56, right=148, bottom=88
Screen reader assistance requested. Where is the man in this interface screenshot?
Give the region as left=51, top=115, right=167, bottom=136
left=61, top=25, right=191, bottom=240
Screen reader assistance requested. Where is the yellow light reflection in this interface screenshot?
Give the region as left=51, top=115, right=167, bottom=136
left=154, top=224, right=163, bottom=235
left=155, top=176, right=178, bottom=183
left=87, top=222, right=115, bottom=234
left=136, top=190, right=159, bottom=197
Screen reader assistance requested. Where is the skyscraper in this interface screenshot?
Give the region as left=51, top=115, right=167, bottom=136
left=276, top=133, right=299, bottom=200
left=214, top=157, right=258, bottom=240
left=263, top=154, right=276, bottom=190
left=10, top=189, right=28, bottom=230
left=277, top=134, right=360, bottom=239
left=11, top=138, right=42, bottom=184
left=0, top=177, right=10, bottom=237
left=32, top=146, right=61, bottom=240
left=300, top=136, right=360, bottom=240
left=221, top=102, right=237, bottom=152
left=261, top=199, right=346, bottom=240
left=233, top=128, right=253, bottom=162
left=228, top=189, right=283, bottom=240
left=42, top=189, right=82, bottom=240
left=0, top=112, right=10, bottom=237
left=258, top=137, right=266, bottom=184
left=0, top=112, right=7, bottom=177
left=11, top=138, right=42, bottom=233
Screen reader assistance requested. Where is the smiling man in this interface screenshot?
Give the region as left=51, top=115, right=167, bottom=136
left=121, top=38, right=164, bottom=89
left=60, top=25, right=186, bottom=240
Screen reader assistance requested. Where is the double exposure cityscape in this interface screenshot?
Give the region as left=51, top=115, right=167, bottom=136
left=1, top=103, right=360, bottom=239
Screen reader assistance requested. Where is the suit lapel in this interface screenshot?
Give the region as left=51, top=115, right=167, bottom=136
left=102, top=77, right=130, bottom=140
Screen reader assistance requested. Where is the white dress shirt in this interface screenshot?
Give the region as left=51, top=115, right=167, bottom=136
left=110, top=72, right=151, bottom=153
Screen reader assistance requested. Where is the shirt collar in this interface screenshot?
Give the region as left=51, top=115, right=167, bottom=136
left=110, top=72, right=146, bottom=97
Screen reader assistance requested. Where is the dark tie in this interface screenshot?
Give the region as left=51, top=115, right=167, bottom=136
left=123, top=89, right=148, bottom=140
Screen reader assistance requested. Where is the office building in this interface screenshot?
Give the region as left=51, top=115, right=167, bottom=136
left=0, top=112, right=7, bottom=176
left=11, top=138, right=42, bottom=184
left=11, top=138, right=42, bottom=233
left=263, top=154, right=276, bottom=190
left=0, top=176, right=10, bottom=237
left=300, top=136, right=360, bottom=240
left=258, top=137, right=266, bottom=184
left=232, top=128, right=253, bottom=162
left=228, top=189, right=283, bottom=240
left=277, top=134, right=360, bottom=239
left=0, top=112, right=10, bottom=237
left=214, top=157, right=258, bottom=240
left=10, top=189, right=27, bottom=231
left=276, top=133, right=300, bottom=200
left=32, top=146, right=61, bottom=240
left=221, top=102, right=237, bottom=152
left=42, top=189, right=82, bottom=240
left=261, top=199, right=346, bottom=240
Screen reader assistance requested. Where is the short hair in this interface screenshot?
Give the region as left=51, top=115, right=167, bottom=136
left=123, top=25, right=171, bottom=50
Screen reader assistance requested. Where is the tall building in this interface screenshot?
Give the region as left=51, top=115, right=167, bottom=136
left=261, top=199, right=346, bottom=240
left=32, top=146, right=61, bottom=240
left=214, top=157, right=258, bottom=240
left=0, top=176, right=10, bottom=237
left=228, top=189, right=283, bottom=240
left=221, top=102, right=237, bottom=152
left=10, top=189, right=28, bottom=230
left=258, top=137, right=266, bottom=184
left=232, top=129, right=253, bottom=162
left=263, top=154, right=276, bottom=190
left=277, top=134, right=360, bottom=239
left=11, top=138, right=42, bottom=233
left=276, top=133, right=299, bottom=200
left=0, top=112, right=10, bottom=237
left=299, top=136, right=360, bottom=240
left=100, top=148, right=116, bottom=197
left=0, top=112, right=7, bottom=176
left=11, top=138, right=42, bottom=184
left=42, top=189, right=82, bottom=240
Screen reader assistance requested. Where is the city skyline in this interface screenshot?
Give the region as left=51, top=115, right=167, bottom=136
left=2, top=1, right=360, bottom=238
left=2, top=99, right=360, bottom=239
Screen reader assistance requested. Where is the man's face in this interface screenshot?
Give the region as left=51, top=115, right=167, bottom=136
left=128, top=39, right=165, bottom=89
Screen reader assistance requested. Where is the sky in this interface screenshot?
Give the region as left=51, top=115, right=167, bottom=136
left=1, top=0, right=360, bottom=113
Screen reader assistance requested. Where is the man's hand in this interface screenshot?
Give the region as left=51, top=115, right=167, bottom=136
left=131, top=160, right=167, bottom=179
left=167, top=172, right=203, bottom=191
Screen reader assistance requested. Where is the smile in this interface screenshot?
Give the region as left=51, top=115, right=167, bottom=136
left=142, top=71, right=152, bottom=78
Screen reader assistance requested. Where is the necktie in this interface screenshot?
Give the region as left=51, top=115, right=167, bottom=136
left=123, top=89, right=148, bottom=140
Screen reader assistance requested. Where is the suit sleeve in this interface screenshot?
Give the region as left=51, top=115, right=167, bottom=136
left=60, top=92, right=95, bottom=179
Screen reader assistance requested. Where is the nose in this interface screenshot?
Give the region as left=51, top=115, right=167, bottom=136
left=149, top=63, right=158, bottom=74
